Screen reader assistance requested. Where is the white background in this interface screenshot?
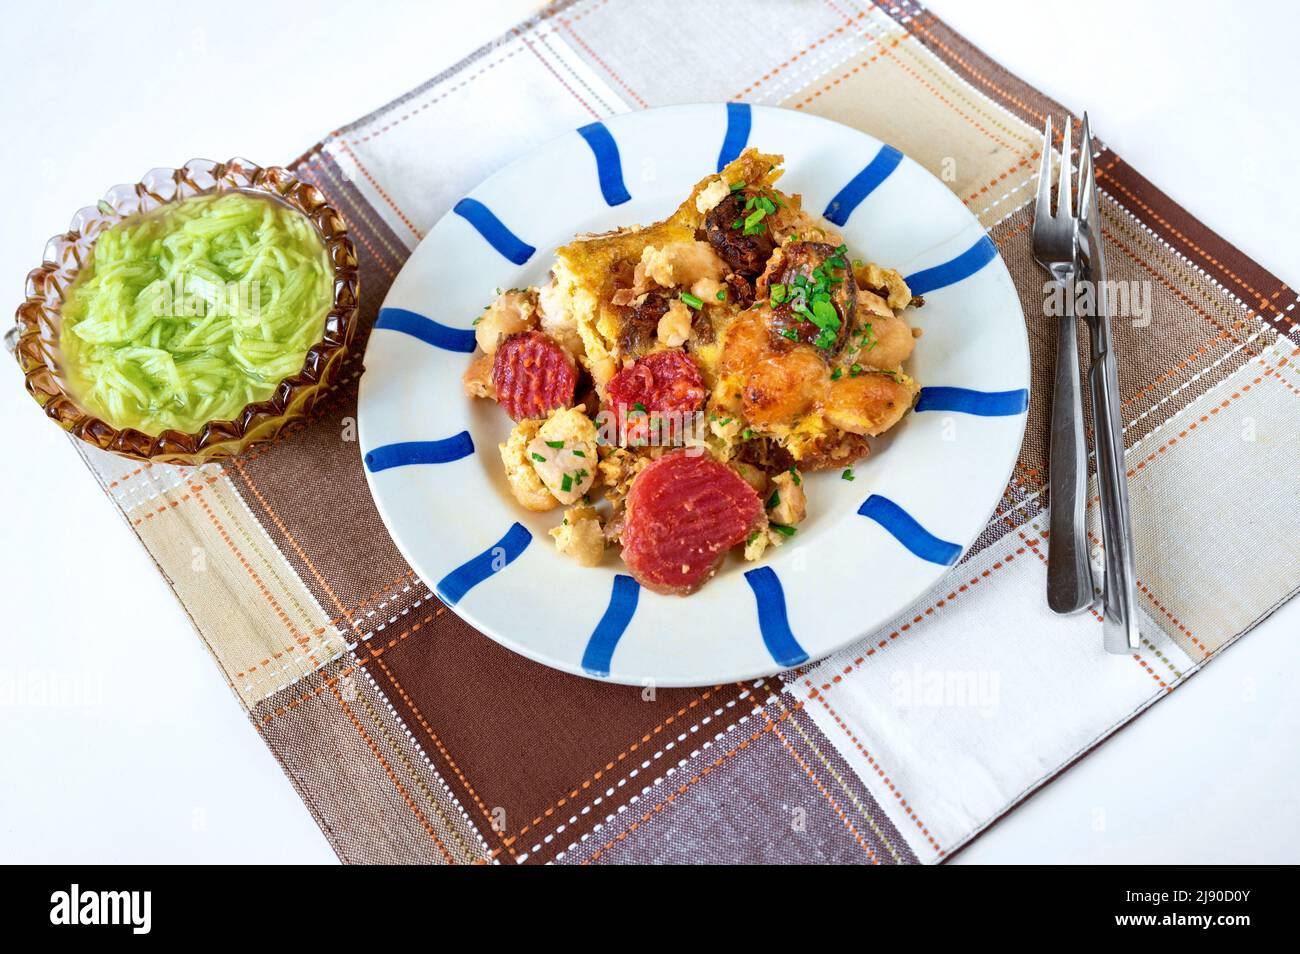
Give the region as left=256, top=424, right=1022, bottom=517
left=1, top=0, right=1296, bottom=864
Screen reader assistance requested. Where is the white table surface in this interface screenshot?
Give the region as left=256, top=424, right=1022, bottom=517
left=1, top=0, right=1296, bottom=864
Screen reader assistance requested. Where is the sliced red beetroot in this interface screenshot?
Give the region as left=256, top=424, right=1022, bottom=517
left=620, top=451, right=763, bottom=595
left=492, top=330, right=577, bottom=421
left=604, top=348, right=706, bottom=446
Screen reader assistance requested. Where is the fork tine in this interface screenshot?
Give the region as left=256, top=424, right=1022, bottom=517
left=1078, top=112, right=1095, bottom=220
left=1036, top=115, right=1054, bottom=218
left=1058, top=118, right=1073, bottom=218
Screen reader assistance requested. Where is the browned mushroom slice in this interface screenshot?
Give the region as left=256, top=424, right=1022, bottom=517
left=704, top=190, right=778, bottom=279
left=759, top=241, right=856, bottom=353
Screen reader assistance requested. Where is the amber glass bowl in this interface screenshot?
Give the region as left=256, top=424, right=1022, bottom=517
left=12, top=158, right=359, bottom=464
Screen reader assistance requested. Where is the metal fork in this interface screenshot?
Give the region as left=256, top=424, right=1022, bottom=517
left=1032, top=116, right=1093, bottom=615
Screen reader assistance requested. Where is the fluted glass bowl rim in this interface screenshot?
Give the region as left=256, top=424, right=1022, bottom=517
left=12, top=157, right=360, bottom=464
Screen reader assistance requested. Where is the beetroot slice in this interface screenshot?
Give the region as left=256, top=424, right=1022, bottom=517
left=620, top=451, right=763, bottom=595
left=603, top=349, right=705, bottom=446
left=492, top=330, right=577, bottom=421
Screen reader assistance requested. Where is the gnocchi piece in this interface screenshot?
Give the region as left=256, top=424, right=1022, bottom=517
left=695, top=177, right=730, bottom=214
left=656, top=298, right=693, bottom=347
left=529, top=406, right=599, bottom=505
left=767, top=470, right=806, bottom=527
left=462, top=351, right=495, bottom=399
left=639, top=241, right=727, bottom=289
left=741, top=347, right=829, bottom=428
left=824, top=371, right=919, bottom=436
left=550, top=504, right=606, bottom=567
left=854, top=262, right=912, bottom=311
left=499, top=419, right=557, bottom=512
left=476, top=289, right=538, bottom=355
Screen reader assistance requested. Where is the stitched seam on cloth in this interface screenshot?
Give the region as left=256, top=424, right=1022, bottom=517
left=1107, top=211, right=1276, bottom=347
left=855, top=0, right=1043, bottom=153
left=301, top=157, right=409, bottom=270
left=371, top=654, right=519, bottom=861
left=514, top=25, right=601, bottom=119
left=189, top=482, right=312, bottom=649
left=539, top=687, right=766, bottom=862
left=327, top=679, right=455, bottom=862
left=803, top=686, right=945, bottom=857
left=233, top=576, right=419, bottom=680
left=882, top=0, right=1300, bottom=332
left=731, top=11, right=867, bottom=100
left=509, top=685, right=727, bottom=843
left=1124, top=347, right=1298, bottom=459
left=333, top=0, right=587, bottom=146
left=230, top=458, right=364, bottom=640
left=558, top=11, right=648, bottom=108
left=257, top=608, right=446, bottom=726
left=763, top=679, right=903, bottom=862
left=333, top=141, right=425, bottom=242
left=1098, top=170, right=1297, bottom=327
left=767, top=714, right=880, bottom=863
left=349, top=659, right=484, bottom=861
left=212, top=476, right=338, bottom=656
left=1101, top=191, right=1300, bottom=330
left=296, top=167, right=400, bottom=278
left=794, top=12, right=1033, bottom=162
left=850, top=3, right=1041, bottom=155
left=579, top=703, right=801, bottom=864
left=777, top=691, right=908, bottom=862
left=535, top=26, right=621, bottom=116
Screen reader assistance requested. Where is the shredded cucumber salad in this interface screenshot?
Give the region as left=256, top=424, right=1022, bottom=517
left=60, top=191, right=333, bottom=435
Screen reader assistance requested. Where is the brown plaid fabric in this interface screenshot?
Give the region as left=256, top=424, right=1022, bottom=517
left=70, top=0, right=1299, bottom=863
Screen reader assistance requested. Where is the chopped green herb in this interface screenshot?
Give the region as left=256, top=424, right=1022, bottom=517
left=729, top=180, right=747, bottom=193
left=561, top=473, right=573, bottom=493
left=770, top=283, right=788, bottom=305
left=572, top=449, right=586, bottom=458
left=831, top=367, right=843, bottom=381
left=716, top=288, right=727, bottom=301
left=841, top=468, right=855, bottom=481
left=747, top=531, right=761, bottom=545
left=633, top=401, right=647, bottom=413
left=680, top=291, right=704, bottom=310
left=770, top=523, right=797, bottom=537
left=530, top=452, right=546, bottom=462
left=545, top=439, right=565, bottom=449
left=742, top=428, right=756, bottom=440
left=766, top=490, right=781, bottom=510
left=788, top=466, right=801, bottom=486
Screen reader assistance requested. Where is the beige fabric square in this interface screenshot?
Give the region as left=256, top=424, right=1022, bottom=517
left=1122, top=338, right=1300, bottom=660
left=110, top=466, right=347, bottom=707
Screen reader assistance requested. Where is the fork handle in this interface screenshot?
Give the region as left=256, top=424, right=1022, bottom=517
left=1047, top=269, right=1095, bottom=614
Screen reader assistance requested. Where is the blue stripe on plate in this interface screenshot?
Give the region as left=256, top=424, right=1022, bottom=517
left=436, top=522, right=532, bottom=606
left=452, top=197, right=536, bottom=265
left=717, top=102, right=752, bottom=172
left=903, top=234, right=998, bottom=296
left=581, top=574, right=641, bottom=677
left=364, top=432, right=475, bottom=473
left=915, top=387, right=1029, bottom=416
left=822, top=144, right=904, bottom=226
left=858, top=495, right=962, bottom=566
left=743, top=567, right=810, bottom=668
left=576, top=122, right=632, bottom=206
left=374, top=307, right=477, bottom=353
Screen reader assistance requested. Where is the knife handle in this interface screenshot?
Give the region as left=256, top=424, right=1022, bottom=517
left=1088, top=324, right=1141, bottom=653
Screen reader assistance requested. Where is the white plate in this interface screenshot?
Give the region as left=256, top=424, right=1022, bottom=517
left=358, top=103, right=1029, bottom=687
